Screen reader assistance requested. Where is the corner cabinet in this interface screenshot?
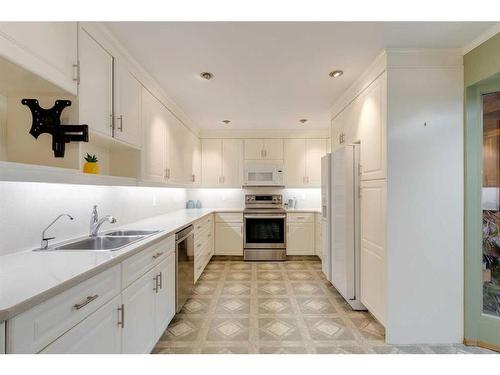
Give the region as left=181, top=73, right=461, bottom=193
left=201, top=139, right=243, bottom=187
left=284, top=139, right=326, bottom=187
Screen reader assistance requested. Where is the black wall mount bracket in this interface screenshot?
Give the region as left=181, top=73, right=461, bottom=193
left=22, top=99, right=89, bottom=158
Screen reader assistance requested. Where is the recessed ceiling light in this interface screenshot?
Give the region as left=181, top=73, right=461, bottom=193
left=200, top=72, right=214, bottom=80
left=329, top=70, right=343, bottom=78
left=299, top=119, right=308, bottom=124
left=222, top=120, right=231, bottom=124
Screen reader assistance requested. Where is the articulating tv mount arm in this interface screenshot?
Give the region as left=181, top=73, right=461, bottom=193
left=22, top=99, right=89, bottom=157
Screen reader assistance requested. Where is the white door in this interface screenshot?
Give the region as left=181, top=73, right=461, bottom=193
left=215, top=223, right=243, bottom=255
left=306, top=139, right=326, bottom=186
left=115, top=63, right=141, bottom=147
left=360, top=179, right=386, bottom=326
left=284, top=139, right=306, bottom=187
left=154, top=253, right=176, bottom=341
left=287, top=222, right=314, bottom=255
left=40, top=295, right=122, bottom=354
left=165, top=110, right=185, bottom=184
left=331, top=146, right=355, bottom=301
left=0, top=22, right=78, bottom=94
left=141, top=88, right=166, bottom=183
left=201, top=139, right=222, bottom=186
left=244, top=139, right=264, bottom=160
left=192, top=136, right=202, bottom=184
left=222, top=139, right=243, bottom=187
left=263, top=139, right=284, bottom=160
left=78, top=28, right=114, bottom=137
left=122, top=269, right=156, bottom=354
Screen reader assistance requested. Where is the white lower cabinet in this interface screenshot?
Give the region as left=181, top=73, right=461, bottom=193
left=286, top=213, right=315, bottom=255
left=121, top=268, right=157, bottom=354
left=153, top=254, right=176, bottom=341
left=360, top=179, right=386, bottom=326
left=40, top=295, right=122, bottom=354
left=215, top=213, right=243, bottom=256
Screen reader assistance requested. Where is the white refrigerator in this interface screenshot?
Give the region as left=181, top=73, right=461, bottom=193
left=321, top=146, right=365, bottom=310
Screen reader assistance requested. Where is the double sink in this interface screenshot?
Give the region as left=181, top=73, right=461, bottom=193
left=44, top=230, right=159, bottom=252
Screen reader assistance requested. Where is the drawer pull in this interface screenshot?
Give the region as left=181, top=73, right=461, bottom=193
left=197, top=243, right=202, bottom=248
left=73, top=294, right=99, bottom=310
left=158, top=271, right=163, bottom=290
left=153, top=275, right=159, bottom=293
left=152, top=252, right=164, bottom=260
left=196, top=225, right=201, bottom=229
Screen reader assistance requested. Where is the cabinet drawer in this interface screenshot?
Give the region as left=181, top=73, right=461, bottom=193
left=7, top=265, right=121, bottom=354
left=215, top=212, right=243, bottom=223
left=122, top=235, right=175, bottom=289
left=287, top=213, right=314, bottom=223
left=194, top=215, right=213, bottom=231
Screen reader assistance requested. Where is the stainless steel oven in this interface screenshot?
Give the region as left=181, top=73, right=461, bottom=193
left=243, top=194, right=286, bottom=261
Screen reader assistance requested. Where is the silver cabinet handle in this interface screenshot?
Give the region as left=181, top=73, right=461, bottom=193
left=153, top=275, right=159, bottom=293
left=158, top=272, right=162, bottom=290
left=72, top=63, right=80, bottom=84
left=110, top=114, right=114, bottom=130
left=73, top=294, right=99, bottom=310
left=152, top=252, right=164, bottom=260
left=117, top=115, right=123, bottom=131
left=117, top=304, right=125, bottom=328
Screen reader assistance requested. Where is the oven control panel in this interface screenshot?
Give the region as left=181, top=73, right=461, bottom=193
left=245, top=194, right=283, bottom=208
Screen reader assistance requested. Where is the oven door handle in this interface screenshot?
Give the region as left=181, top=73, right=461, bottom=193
left=244, top=214, right=287, bottom=219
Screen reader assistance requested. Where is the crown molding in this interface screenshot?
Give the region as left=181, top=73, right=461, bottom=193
left=199, top=128, right=330, bottom=139
left=462, top=24, right=500, bottom=55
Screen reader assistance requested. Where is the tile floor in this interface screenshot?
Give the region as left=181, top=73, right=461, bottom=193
left=153, top=257, right=495, bottom=354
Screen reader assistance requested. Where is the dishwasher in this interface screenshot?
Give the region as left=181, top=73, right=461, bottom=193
left=175, top=225, right=194, bottom=313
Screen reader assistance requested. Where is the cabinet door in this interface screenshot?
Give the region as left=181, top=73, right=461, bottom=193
left=284, top=139, right=307, bottom=187
left=154, top=253, right=176, bottom=341
left=141, top=88, right=166, bottom=183
left=0, top=22, right=78, bottom=94
left=165, top=109, right=185, bottom=184
left=359, top=76, right=386, bottom=181
left=192, top=136, right=202, bottom=184
left=264, top=139, right=284, bottom=160
left=306, top=139, right=326, bottom=186
left=122, top=269, right=156, bottom=354
left=40, top=295, right=121, bottom=354
left=360, top=179, right=386, bottom=326
left=215, top=222, right=243, bottom=255
left=78, top=28, right=114, bottom=136
left=115, top=63, right=141, bottom=147
left=222, top=139, right=243, bottom=187
left=0, top=321, right=4, bottom=354
left=244, top=139, right=264, bottom=160
left=287, top=222, right=315, bottom=255
left=201, top=139, right=222, bottom=186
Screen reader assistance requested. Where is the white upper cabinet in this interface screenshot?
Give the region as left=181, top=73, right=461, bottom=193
left=222, top=139, right=243, bottom=187
left=284, top=138, right=326, bottom=187
left=0, top=22, right=78, bottom=94
left=358, top=75, right=386, bottom=181
left=244, top=139, right=283, bottom=160
left=192, top=136, right=202, bottom=185
left=141, top=88, right=166, bottom=183
left=202, top=139, right=243, bottom=187
left=78, top=28, right=114, bottom=137
left=284, top=139, right=307, bottom=186
left=114, top=62, right=142, bottom=147
left=164, top=109, right=184, bottom=184
left=305, top=139, right=326, bottom=186
left=201, top=139, right=223, bottom=186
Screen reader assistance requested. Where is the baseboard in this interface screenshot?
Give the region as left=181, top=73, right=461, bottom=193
left=464, top=339, right=500, bottom=352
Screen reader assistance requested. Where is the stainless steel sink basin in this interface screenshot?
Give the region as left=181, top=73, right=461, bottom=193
left=53, top=236, right=142, bottom=251
left=104, top=230, right=159, bottom=237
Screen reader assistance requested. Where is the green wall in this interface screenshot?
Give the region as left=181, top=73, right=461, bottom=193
left=464, top=32, right=500, bottom=87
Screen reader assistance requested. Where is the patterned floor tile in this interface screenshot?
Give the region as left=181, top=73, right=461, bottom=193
left=153, top=258, right=493, bottom=355
left=206, top=318, right=249, bottom=341
left=259, top=318, right=303, bottom=341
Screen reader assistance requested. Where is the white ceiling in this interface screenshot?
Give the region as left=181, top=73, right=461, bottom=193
left=106, top=22, right=494, bottom=130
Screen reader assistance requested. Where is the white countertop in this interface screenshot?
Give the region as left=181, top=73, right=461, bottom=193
left=0, top=207, right=320, bottom=321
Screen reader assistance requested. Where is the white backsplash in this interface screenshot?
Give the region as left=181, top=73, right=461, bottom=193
left=187, top=187, right=321, bottom=210
left=0, top=182, right=187, bottom=256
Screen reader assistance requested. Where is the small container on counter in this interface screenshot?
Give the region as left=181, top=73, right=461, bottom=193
left=186, top=200, right=195, bottom=209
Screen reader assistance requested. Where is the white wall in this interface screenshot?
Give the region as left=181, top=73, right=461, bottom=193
left=187, top=188, right=321, bottom=210
left=0, top=182, right=186, bottom=256
left=386, top=65, right=464, bottom=344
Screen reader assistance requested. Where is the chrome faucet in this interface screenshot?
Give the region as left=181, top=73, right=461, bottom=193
left=41, top=214, right=74, bottom=249
left=89, top=205, right=117, bottom=237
